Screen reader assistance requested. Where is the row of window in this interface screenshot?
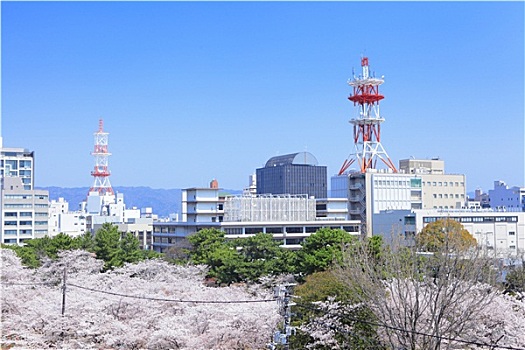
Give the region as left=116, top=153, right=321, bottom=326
left=423, top=216, right=518, bottom=224
left=432, top=194, right=465, bottom=199
left=4, top=194, right=48, bottom=200
left=426, top=181, right=463, bottom=187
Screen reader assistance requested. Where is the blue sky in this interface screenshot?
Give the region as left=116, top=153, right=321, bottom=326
left=2, top=1, right=524, bottom=193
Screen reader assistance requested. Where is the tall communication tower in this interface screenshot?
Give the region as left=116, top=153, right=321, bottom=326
left=89, top=119, right=114, bottom=196
left=338, top=57, right=397, bottom=175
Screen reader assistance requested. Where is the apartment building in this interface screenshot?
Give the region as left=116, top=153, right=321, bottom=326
left=1, top=177, right=49, bottom=244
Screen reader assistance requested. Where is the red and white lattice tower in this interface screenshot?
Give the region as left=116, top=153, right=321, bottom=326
left=89, top=119, right=115, bottom=196
left=338, top=57, right=397, bottom=175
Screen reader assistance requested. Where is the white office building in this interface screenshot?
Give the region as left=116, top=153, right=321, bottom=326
left=1, top=143, right=49, bottom=245
left=373, top=208, right=525, bottom=257
left=48, top=198, right=87, bottom=237
left=1, top=177, right=49, bottom=244
left=153, top=185, right=361, bottom=253
left=332, top=158, right=466, bottom=236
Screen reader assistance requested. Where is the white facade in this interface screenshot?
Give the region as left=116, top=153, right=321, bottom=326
left=182, top=188, right=224, bottom=223
left=332, top=158, right=467, bottom=237
left=49, top=198, right=86, bottom=237
left=488, top=180, right=525, bottom=211
left=224, top=193, right=316, bottom=222
left=222, top=220, right=360, bottom=250
left=373, top=208, right=525, bottom=258
left=1, top=177, right=49, bottom=244
left=416, top=209, right=524, bottom=257
left=315, top=197, right=349, bottom=220
left=153, top=186, right=360, bottom=253
left=1, top=147, right=34, bottom=190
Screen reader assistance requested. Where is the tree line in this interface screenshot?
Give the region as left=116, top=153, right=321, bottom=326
left=3, top=219, right=525, bottom=349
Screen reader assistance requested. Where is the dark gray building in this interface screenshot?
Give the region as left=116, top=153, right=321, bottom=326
left=256, top=152, right=327, bottom=199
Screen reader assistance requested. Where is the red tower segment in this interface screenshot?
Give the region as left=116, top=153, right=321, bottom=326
left=338, top=57, right=397, bottom=175
left=89, top=119, right=114, bottom=196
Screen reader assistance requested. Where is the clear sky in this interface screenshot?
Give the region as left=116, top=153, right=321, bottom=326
left=1, top=1, right=523, bottom=193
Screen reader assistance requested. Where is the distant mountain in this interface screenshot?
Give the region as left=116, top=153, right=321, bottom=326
left=38, top=186, right=242, bottom=218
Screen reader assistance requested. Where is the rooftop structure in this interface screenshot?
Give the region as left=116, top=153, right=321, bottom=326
left=256, top=151, right=327, bottom=199
left=224, top=193, right=316, bottom=222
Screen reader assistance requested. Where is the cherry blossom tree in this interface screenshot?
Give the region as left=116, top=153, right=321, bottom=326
left=335, top=236, right=525, bottom=350
left=1, top=248, right=280, bottom=349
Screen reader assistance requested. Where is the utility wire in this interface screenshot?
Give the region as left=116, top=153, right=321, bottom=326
left=294, top=302, right=525, bottom=350
left=2, top=281, right=56, bottom=286
left=68, top=283, right=275, bottom=304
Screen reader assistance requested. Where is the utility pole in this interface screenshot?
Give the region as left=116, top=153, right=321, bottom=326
left=268, top=284, right=296, bottom=350
left=61, top=268, right=67, bottom=316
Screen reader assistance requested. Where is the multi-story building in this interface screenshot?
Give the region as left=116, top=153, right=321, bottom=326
left=332, top=158, right=466, bottom=236
left=256, top=152, right=327, bottom=199
left=1, top=146, right=34, bottom=190
left=1, top=177, right=49, bottom=244
left=152, top=184, right=360, bottom=253
left=488, top=180, right=525, bottom=211
left=373, top=208, right=525, bottom=257
left=48, top=198, right=87, bottom=237
left=182, top=187, right=224, bottom=223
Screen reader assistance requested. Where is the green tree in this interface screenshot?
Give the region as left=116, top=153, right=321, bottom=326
left=187, top=228, right=242, bottom=284
left=233, top=233, right=295, bottom=281
left=297, top=228, right=358, bottom=276
left=73, top=232, right=95, bottom=251
left=94, top=223, right=122, bottom=270
left=187, top=228, right=227, bottom=265
left=416, top=218, right=477, bottom=252
left=187, top=229, right=295, bottom=284
left=119, top=232, right=143, bottom=265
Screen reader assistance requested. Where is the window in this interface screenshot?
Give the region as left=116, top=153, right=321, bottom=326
left=410, top=178, right=421, bottom=188
left=4, top=212, right=17, bottom=217
left=404, top=217, right=416, bottom=225
left=509, top=232, right=516, bottom=236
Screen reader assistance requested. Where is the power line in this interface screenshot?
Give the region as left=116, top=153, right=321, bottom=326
left=294, top=302, right=525, bottom=350
left=67, top=283, right=275, bottom=304
left=2, top=281, right=56, bottom=286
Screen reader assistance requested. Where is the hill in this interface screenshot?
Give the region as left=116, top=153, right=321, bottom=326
left=39, top=186, right=242, bottom=218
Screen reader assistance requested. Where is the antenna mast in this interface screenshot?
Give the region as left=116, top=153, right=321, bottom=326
left=338, top=57, right=397, bottom=175
left=89, top=119, right=114, bottom=196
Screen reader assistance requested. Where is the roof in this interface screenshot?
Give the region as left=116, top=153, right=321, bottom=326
left=265, top=152, right=319, bottom=167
